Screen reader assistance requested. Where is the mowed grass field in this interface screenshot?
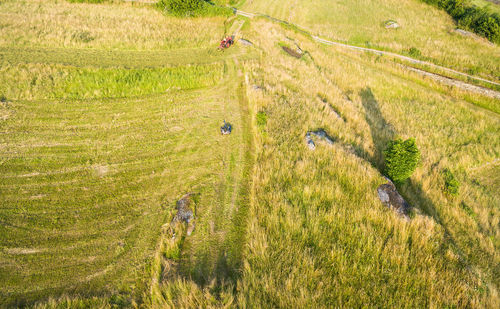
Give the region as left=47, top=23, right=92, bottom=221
left=1, top=0, right=499, bottom=307
left=0, top=0, right=256, bottom=306
left=241, top=0, right=500, bottom=82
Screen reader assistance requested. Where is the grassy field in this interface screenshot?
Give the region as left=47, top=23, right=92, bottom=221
left=472, top=0, right=500, bottom=14
left=236, top=19, right=499, bottom=307
left=241, top=0, right=500, bottom=82
left=0, top=0, right=225, bottom=50
left=1, top=0, right=499, bottom=307
left=0, top=0, right=255, bottom=306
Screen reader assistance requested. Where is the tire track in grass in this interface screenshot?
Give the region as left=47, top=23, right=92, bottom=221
left=148, top=59, right=254, bottom=305
left=177, top=59, right=252, bottom=283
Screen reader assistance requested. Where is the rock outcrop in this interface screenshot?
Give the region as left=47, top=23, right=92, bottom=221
left=384, top=20, right=400, bottom=29
left=305, top=129, right=335, bottom=150
left=305, top=133, right=316, bottom=150
left=377, top=181, right=410, bottom=220
left=171, top=193, right=195, bottom=236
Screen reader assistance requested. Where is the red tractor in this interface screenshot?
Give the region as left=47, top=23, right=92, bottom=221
left=219, top=36, right=235, bottom=50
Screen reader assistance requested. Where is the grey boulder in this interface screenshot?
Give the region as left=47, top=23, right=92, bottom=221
left=377, top=182, right=410, bottom=220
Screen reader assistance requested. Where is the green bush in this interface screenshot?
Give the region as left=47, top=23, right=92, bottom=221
left=158, top=0, right=204, bottom=15
left=157, top=0, right=232, bottom=17
left=256, top=111, right=267, bottom=128
left=443, top=168, right=460, bottom=195
left=408, top=47, right=422, bottom=58
left=383, top=138, right=420, bottom=183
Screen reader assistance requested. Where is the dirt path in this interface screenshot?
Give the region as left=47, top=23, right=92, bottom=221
left=234, top=9, right=500, bottom=99
left=404, top=65, right=500, bottom=100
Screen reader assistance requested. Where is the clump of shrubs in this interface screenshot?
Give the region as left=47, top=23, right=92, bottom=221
left=158, top=0, right=204, bottom=15
left=157, top=0, right=232, bottom=17
left=384, top=138, right=420, bottom=183
left=421, top=0, right=500, bottom=43
left=408, top=47, right=422, bottom=58
left=442, top=168, right=460, bottom=196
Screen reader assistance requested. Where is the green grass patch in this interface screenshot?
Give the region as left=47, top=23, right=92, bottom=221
left=443, top=168, right=460, bottom=196
left=0, top=82, right=241, bottom=306
left=67, top=0, right=107, bottom=3
left=242, top=0, right=500, bottom=82
left=0, top=63, right=223, bottom=100
left=256, top=111, right=267, bottom=129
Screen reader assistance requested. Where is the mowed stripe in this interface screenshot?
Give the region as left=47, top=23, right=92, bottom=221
left=0, top=46, right=253, bottom=68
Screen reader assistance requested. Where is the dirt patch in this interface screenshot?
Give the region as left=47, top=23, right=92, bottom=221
left=30, top=194, right=46, bottom=200
left=169, top=126, right=184, bottom=132
left=0, top=101, right=11, bottom=121
left=85, top=265, right=112, bottom=281
left=93, top=165, right=109, bottom=177
left=282, top=45, right=303, bottom=58
left=239, top=38, right=254, bottom=46
left=5, top=248, right=46, bottom=255
left=18, top=172, right=40, bottom=178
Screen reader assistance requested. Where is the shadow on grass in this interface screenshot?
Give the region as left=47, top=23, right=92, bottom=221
left=359, top=87, right=476, bottom=281
left=359, top=87, right=445, bottom=222
left=360, top=87, right=395, bottom=171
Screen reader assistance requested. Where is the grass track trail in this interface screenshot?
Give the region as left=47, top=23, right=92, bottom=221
left=146, top=58, right=255, bottom=307
left=177, top=60, right=253, bottom=284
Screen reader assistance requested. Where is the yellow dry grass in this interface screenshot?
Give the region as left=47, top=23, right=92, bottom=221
left=0, top=0, right=225, bottom=50
left=242, top=0, right=500, bottom=82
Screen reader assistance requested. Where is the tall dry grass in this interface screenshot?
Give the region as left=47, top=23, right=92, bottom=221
left=241, top=0, right=500, bottom=82
left=235, top=19, right=499, bottom=307
left=0, top=0, right=225, bottom=50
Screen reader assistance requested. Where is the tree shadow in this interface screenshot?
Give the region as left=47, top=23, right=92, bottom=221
left=360, top=87, right=396, bottom=171
left=359, top=87, right=443, bottom=221
left=358, top=87, right=476, bottom=280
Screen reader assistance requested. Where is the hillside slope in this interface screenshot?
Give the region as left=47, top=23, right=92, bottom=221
left=241, top=0, right=500, bottom=82
left=0, top=0, right=498, bottom=307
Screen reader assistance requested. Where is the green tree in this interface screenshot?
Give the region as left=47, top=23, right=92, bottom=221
left=384, top=138, right=420, bottom=183
left=158, top=0, right=205, bottom=15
